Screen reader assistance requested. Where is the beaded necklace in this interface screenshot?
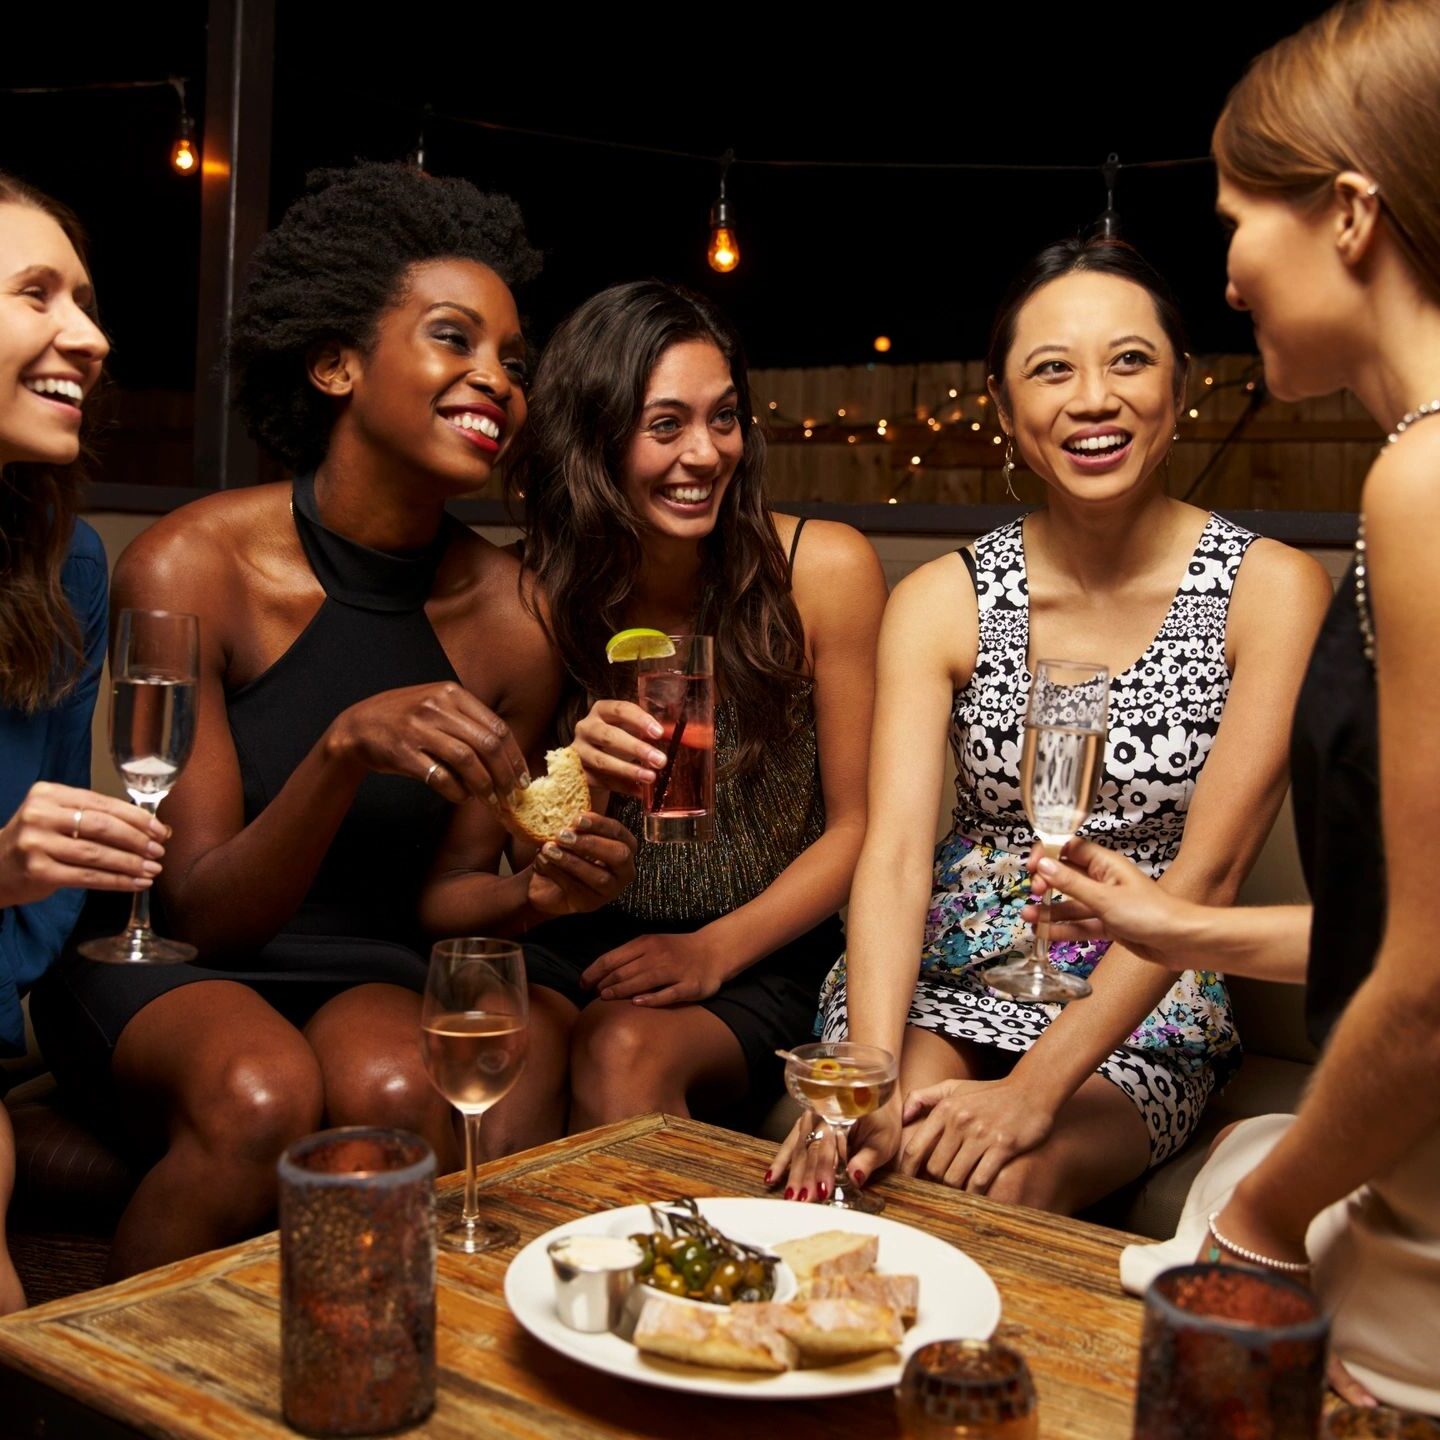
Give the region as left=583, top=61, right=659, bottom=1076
left=1355, top=399, right=1440, bottom=663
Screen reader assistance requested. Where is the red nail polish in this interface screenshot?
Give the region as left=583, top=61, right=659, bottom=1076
left=851, top=1169, right=866, bottom=1186
left=763, top=1170, right=773, bottom=1184
left=817, top=1181, right=828, bottom=1200
left=797, top=1188, right=808, bottom=1203
left=784, top=1188, right=794, bottom=1201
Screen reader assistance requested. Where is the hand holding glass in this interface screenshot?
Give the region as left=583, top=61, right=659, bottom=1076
left=420, top=939, right=528, bottom=1253
left=79, top=609, right=199, bottom=964
left=985, top=658, right=1109, bottom=1004
left=783, top=1041, right=897, bottom=1214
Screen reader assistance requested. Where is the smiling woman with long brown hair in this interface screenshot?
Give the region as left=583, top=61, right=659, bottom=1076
left=483, top=280, right=888, bottom=1151
left=0, top=173, right=169, bottom=1311
left=29, top=163, right=636, bottom=1280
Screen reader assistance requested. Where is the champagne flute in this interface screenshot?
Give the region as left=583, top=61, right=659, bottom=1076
left=420, top=939, right=528, bottom=1254
left=79, top=609, right=199, bottom=964
left=783, top=1041, right=898, bottom=1214
left=985, top=658, right=1109, bottom=1004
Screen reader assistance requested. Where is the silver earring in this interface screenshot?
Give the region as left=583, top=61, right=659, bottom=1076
left=1002, top=438, right=1019, bottom=501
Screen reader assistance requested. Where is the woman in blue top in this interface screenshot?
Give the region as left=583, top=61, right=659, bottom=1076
left=0, top=173, right=167, bottom=1310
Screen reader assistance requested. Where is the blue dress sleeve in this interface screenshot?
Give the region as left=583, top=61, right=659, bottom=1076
left=0, top=521, right=108, bottom=1054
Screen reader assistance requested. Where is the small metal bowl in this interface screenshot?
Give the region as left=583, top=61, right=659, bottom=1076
left=547, top=1236, right=644, bottom=1334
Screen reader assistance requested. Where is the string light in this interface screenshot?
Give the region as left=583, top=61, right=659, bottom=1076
left=1188, top=407, right=1199, bottom=418
left=169, top=78, right=197, bottom=176
left=910, top=454, right=922, bottom=466
left=836, top=407, right=847, bottom=417
left=873, top=336, right=892, bottom=354
left=803, top=427, right=813, bottom=438
left=971, top=421, right=982, bottom=431
left=1204, top=375, right=1215, bottom=386
left=707, top=148, right=740, bottom=274
left=767, top=400, right=778, bottom=411
left=948, top=388, right=958, bottom=398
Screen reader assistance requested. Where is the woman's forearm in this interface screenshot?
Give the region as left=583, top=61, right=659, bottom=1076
left=841, top=838, right=935, bottom=1060
left=702, top=819, right=864, bottom=981
left=419, top=866, right=546, bottom=940
left=163, top=736, right=366, bottom=956
left=1235, top=959, right=1440, bottom=1240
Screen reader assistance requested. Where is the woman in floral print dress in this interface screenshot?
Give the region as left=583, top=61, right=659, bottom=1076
left=768, top=237, right=1332, bottom=1213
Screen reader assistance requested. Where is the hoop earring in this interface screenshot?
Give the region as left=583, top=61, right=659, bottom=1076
left=1002, top=438, right=1019, bottom=502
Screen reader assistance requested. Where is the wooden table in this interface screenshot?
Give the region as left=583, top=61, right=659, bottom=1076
left=0, top=1114, right=1145, bottom=1438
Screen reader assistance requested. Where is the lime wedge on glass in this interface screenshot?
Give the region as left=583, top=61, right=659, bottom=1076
left=605, top=628, right=676, bottom=663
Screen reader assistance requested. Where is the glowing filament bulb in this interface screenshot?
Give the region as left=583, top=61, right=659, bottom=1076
left=171, top=135, right=197, bottom=175
left=708, top=225, right=740, bottom=273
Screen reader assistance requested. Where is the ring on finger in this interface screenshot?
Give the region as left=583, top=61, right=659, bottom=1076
left=805, top=1127, right=826, bottom=1147
left=424, top=761, right=443, bottom=788
left=71, top=808, right=85, bottom=840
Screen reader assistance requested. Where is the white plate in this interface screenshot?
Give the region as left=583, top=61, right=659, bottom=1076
left=504, top=1196, right=1001, bottom=1400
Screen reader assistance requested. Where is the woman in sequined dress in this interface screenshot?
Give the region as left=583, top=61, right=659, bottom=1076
left=770, top=239, right=1332, bottom=1212
left=482, top=281, right=888, bottom=1150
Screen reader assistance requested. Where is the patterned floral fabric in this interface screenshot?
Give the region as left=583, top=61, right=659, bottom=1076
left=818, top=514, right=1256, bottom=1166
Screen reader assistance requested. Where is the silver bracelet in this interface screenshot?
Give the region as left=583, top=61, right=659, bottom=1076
left=1206, top=1212, right=1311, bottom=1274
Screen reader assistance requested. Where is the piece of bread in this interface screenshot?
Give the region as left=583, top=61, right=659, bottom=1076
left=801, top=1272, right=919, bottom=1325
left=749, top=1298, right=903, bottom=1361
left=497, top=746, right=589, bottom=844
left=633, top=1297, right=797, bottom=1373
left=772, top=1231, right=878, bottom=1282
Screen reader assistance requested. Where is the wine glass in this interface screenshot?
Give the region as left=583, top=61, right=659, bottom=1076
left=420, top=939, right=529, bottom=1253
left=783, top=1041, right=898, bottom=1214
left=985, top=658, right=1110, bottom=1004
left=79, top=609, right=199, bottom=965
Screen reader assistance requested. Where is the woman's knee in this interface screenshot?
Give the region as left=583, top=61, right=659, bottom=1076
left=322, top=1046, right=438, bottom=1131
left=984, top=1152, right=1064, bottom=1212
left=191, top=1047, right=325, bottom=1163
left=571, top=1007, right=667, bottom=1093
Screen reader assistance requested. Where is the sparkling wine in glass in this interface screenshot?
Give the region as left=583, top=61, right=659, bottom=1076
left=784, top=1041, right=898, bottom=1214
left=78, top=610, right=199, bottom=965
left=985, top=658, right=1110, bottom=1005
left=420, top=939, right=528, bottom=1254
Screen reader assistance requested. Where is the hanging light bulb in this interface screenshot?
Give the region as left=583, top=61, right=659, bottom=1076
left=169, top=78, right=197, bottom=176
left=707, top=149, right=740, bottom=274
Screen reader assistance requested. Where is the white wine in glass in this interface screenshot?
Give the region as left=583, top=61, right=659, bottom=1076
left=420, top=939, right=529, bottom=1254
left=986, top=658, right=1109, bottom=1004
left=79, top=609, right=199, bottom=965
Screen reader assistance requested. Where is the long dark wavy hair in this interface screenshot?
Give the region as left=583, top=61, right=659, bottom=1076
left=515, top=281, right=807, bottom=778
left=0, top=173, right=97, bottom=712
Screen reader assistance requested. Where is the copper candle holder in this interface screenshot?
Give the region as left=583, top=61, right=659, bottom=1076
left=279, top=1128, right=436, bottom=1437
left=1133, top=1263, right=1329, bottom=1440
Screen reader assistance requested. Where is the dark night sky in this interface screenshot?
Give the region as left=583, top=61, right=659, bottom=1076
left=2, top=4, right=1330, bottom=392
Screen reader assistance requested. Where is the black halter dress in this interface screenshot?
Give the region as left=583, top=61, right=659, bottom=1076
left=33, top=476, right=484, bottom=1084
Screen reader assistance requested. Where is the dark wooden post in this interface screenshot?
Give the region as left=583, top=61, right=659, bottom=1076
left=193, top=0, right=275, bottom=488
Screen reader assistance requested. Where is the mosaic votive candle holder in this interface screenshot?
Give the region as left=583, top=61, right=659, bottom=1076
left=279, top=1127, right=436, bottom=1437
left=896, top=1338, right=1039, bottom=1438
left=1133, top=1264, right=1329, bottom=1440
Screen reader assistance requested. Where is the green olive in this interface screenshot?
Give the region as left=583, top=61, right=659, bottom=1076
left=683, top=1257, right=711, bottom=1290
left=705, top=1278, right=735, bottom=1305
left=714, top=1260, right=743, bottom=1288
left=742, top=1260, right=766, bottom=1289
left=662, top=1272, right=688, bottom=1296
left=675, top=1241, right=704, bottom=1270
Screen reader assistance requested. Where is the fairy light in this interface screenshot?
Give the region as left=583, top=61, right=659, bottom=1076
left=887, top=496, right=898, bottom=504
left=847, top=435, right=857, bottom=444
left=971, top=421, right=982, bottom=432
left=836, top=407, right=847, bottom=417
left=910, top=454, right=922, bottom=466
left=803, top=427, right=813, bottom=438
left=767, top=400, right=778, bottom=411
left=948, top=388, right=958, bottom=398
left=873, top=336, right=892, bottom=354
left=169, top=78, right=197, bottom=176
left=992, top=435, right=1003, bottom=445
left=707, top=149, right=740, bottom=274
left=1188, top=407, right=1199, bottom=418
left=1204, top=375, right=1215, bottom=386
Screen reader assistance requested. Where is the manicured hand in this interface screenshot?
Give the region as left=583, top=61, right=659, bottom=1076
left=327, top=682, right=531, bottom=805
left=1021, top=839, right=1196, bottom=969
left=897, top=1076, right=1055, bottom=1192
left=572, top=699, right=670, bottom=799
left=581, top=928, right=728, bottom=1006
left=765, top=1094, right=902, bottom=1202
left=526, top=813, right=637, bottom=917
left=0, top=782, right=169, bottom=906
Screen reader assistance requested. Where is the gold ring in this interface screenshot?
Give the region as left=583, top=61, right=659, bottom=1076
left=72, top=808, right=85, bottom=840
left=424, top=761, right=442, bottom=787
left=805, top=1128, right=826, bottom=1147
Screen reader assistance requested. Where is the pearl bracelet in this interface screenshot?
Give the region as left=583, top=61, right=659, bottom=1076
left=1206, top=1212, right=1311, bottom=1275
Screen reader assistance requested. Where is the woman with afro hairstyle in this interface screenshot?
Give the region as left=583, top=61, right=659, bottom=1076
left=32, top=163, right=636, bottom=1278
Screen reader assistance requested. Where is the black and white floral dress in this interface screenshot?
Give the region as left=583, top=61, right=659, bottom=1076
left=818, top=514, right=1256, bottom=1165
